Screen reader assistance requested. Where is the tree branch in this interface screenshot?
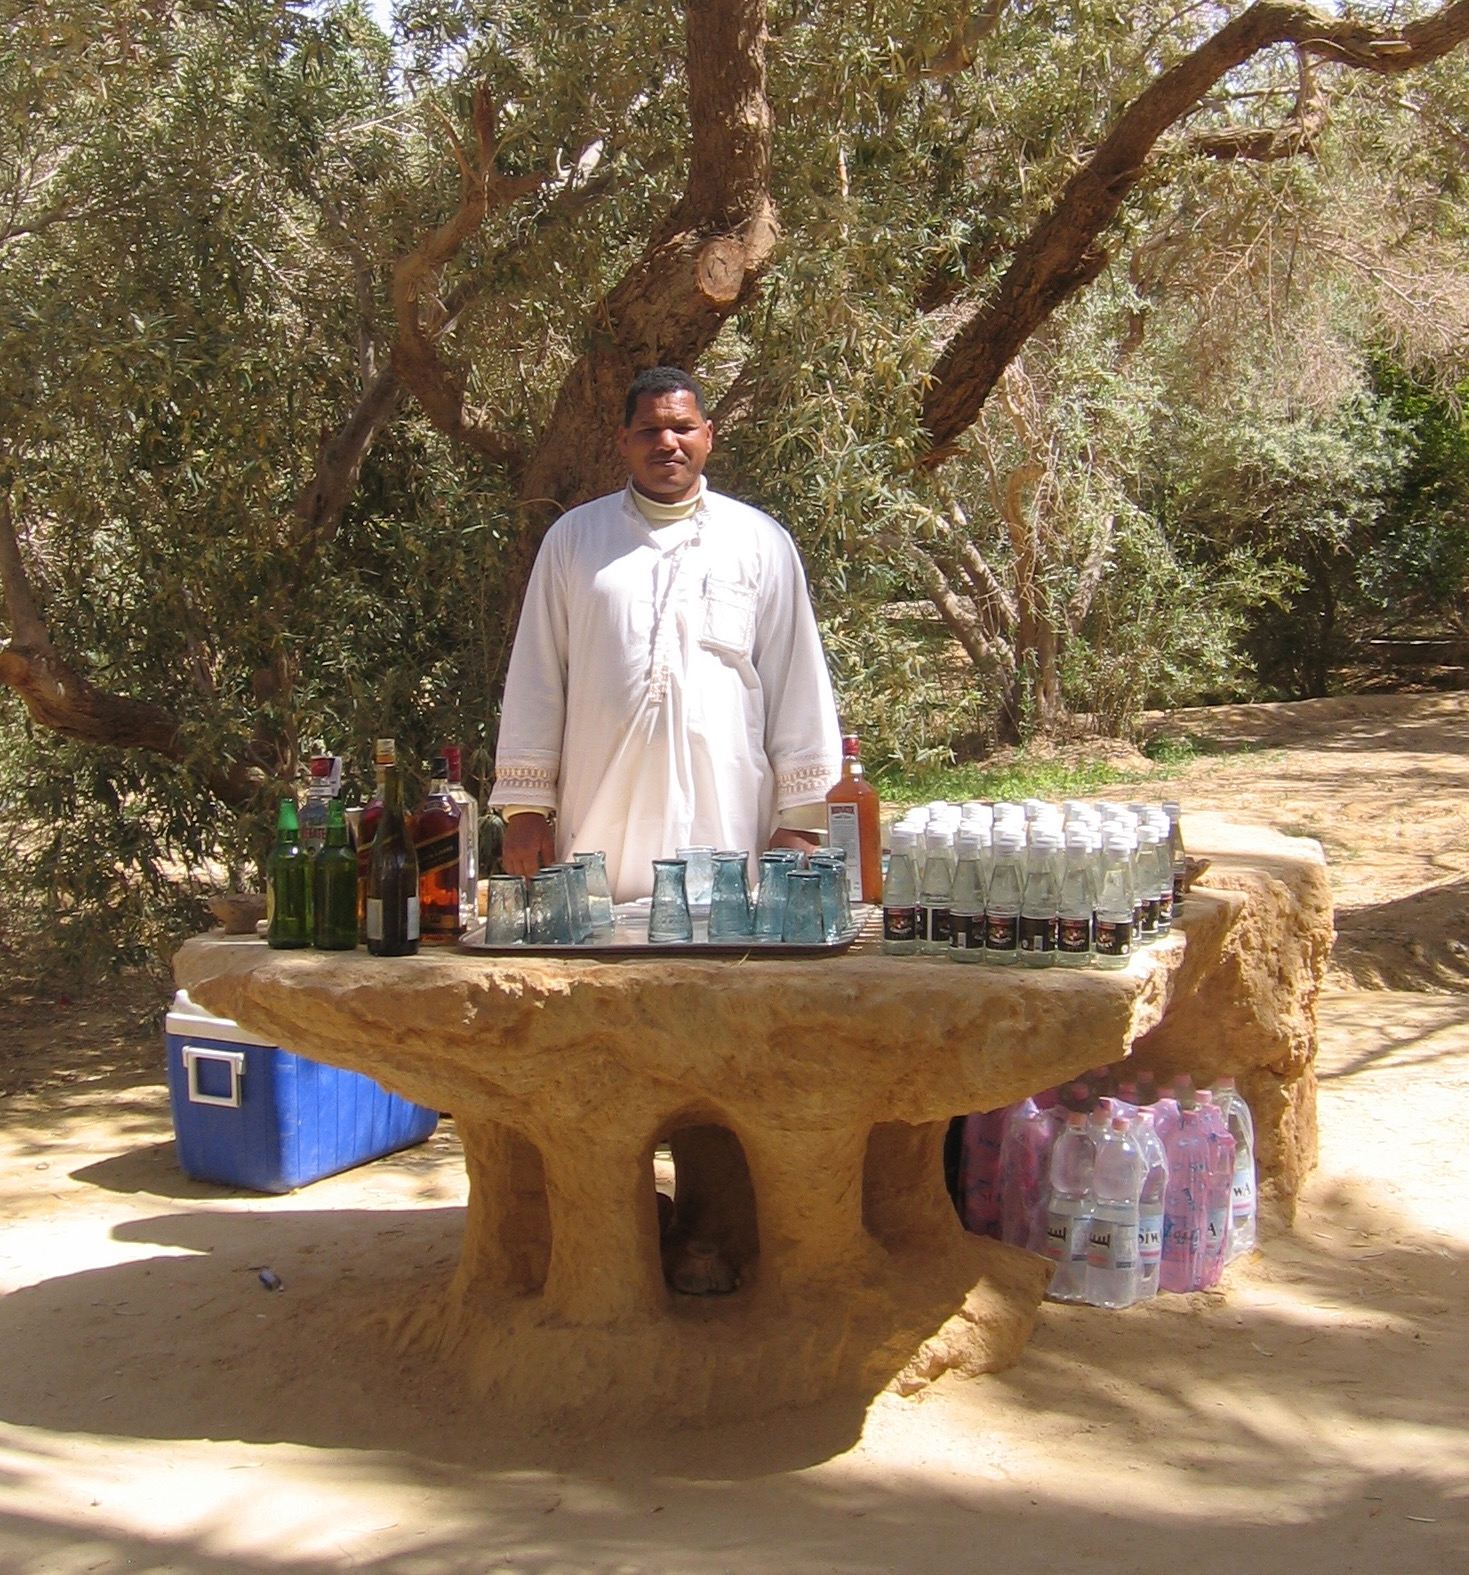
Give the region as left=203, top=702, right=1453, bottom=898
left=915, top=0, right=1009, bottom=78
left=919, top=0, right=1469, bottom=464
left=1189, top=47, right=1327, bottom=161
left=1066, top=514, right=1115, bottom=634
left=390, top=85, right=547, bottom=478
left=889, top=535, right=1017, bottom=678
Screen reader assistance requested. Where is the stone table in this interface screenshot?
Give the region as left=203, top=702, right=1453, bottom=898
left=174, top=817, right=1331, bottom=1427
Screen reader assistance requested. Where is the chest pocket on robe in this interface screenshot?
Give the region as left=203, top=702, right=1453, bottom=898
left=699, top=575, right=759, bottom=663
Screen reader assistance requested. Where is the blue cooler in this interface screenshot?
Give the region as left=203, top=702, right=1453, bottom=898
left=164, top=990, right=439, bottom=1192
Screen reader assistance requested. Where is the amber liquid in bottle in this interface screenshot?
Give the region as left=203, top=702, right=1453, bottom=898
left=356, top=738, right=394, bottom=942
left=415, top=755, right=463, bottom=943
left=825, top=734, right=883, bottom=903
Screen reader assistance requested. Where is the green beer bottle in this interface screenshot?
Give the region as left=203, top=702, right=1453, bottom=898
left=366, top=760, right=420, bottom=957
left=266, top=797, right=310, bottom=948
left=313, top=799, right=358, bottom=950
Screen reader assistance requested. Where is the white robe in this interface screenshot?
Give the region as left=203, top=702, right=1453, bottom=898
left=489, top=484, right=843, bottom=901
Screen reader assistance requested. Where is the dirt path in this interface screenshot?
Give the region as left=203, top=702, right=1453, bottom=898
left=1, top=693, right=1466, bottom=1573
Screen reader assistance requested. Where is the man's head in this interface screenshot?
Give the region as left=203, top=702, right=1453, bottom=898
left=619, top=366, right=713, bottom=503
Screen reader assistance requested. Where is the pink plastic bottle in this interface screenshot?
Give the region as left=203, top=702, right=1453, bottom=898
left=998, top=1097, right=1060, bottom=1252
left=1160, top=1108, right=1209, bottom=1293
left=1200, top=1122, right=1237, bottom=1288
left=958, top=1108, right=1009, bottom=1237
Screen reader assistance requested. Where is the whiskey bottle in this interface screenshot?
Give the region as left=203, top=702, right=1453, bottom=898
left=312, top=799, right=359, bottom=950
left=415, top=755, right=463, bottom=943
left=825, top=734, right=883, bottom=903
left=356, top=738, right=394, bottom=943
left=442, top=745, right=479, bottom=929
left=300, top=753, right=341, bottom=857
left=266, top=797, right=310, bottom=948
left=366, top=759, right=419, bottom=956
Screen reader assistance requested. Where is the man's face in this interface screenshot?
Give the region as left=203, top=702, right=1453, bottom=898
left=619, top=390, right=714, bottom=503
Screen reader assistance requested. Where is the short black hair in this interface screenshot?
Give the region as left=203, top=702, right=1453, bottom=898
left=622, top=366, right=708, bottom=427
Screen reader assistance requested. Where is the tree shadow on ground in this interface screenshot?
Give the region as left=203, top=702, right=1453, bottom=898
left=1332, top=876, right=1469, bottom=992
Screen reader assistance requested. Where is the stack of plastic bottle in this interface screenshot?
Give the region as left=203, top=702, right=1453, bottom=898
left=881, top=797, right=1186, bottom=967
left=956, top=1067, right=1258, bottom=1307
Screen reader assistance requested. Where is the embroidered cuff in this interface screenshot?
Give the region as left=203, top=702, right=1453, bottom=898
left=489, top=759, right=559, bottom=812
left=774, top=755, right=840, bottom=813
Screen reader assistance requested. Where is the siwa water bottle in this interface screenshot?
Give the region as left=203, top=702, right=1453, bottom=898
left=998, top=1096, right=1061, bottom=1252
left=1212, top=1075, right=1258, bottom=1259
left=1199, top=1108, right=1237, bottom=1289
left=1132, top=1108, right=1169, bottom=1301
left=1160, top=1107, right=1210, bottom=1292
left=1086, top=1116, right=1146, bottom=1309
left=1043, top=1110, right=1096, bottom=1302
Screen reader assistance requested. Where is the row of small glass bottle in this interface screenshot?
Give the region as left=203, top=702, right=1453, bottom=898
left=880, top=798, right=1186, bottom=966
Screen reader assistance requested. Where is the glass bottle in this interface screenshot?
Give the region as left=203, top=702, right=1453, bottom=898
left=881, top=828, right=919, bottom=954
left=356, top=738, right=395, bottom=943
left=442, top=745, right=480, bottom=933
left=1056, top=828, right=1095, bottom=968
left=266, top=796, right=310, bottom=949
left=1093, top=833, right=1135, bottom=970
left=825, top=733, right=883, bottom=903
left=985, top=829, right=1025, bottom=965
left=948, top=831, right=987, bottom=963
left=1163, top=800, right=1186, bottom=909
left=415, top=755, right=463, bottom=944
left=300, top=753, right=340, bottom=858
left=366, top=760, right=419, bottom=956
left=1136, top=823, right=1163, bottom=944
left=312, top=799, right=359, bottom=950
left=918, top=826, right=956, bottom=953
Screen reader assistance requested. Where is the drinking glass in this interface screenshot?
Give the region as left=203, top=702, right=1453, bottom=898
left=571, top=850, right=615, bottom=935
left=753, top=851, right=790, bottom=941
left=781, top=869, right=826, bottom=944
left=648, top=859, right=694, bottom=943
left=808, top=852, right=848, bottom=941
left=485, top=874, right=527, bottom=945
left=676, top=845, right=716, bottom=906
left=527, top=870, right=575, bottom=944
left=546, top=861, right=593, bottom=943
left=708, top=851, right=753, bottom=940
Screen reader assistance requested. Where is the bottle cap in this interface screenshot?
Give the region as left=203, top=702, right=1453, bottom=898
left=890, top=827, right=917, bottom=852
left=276, top=797, right=300, bottom=832
left=1138, top=825, right=1160, bottom=845
left=442, top=744, right=463, bottom=779
left=309, top=756, right=334, bottom=779
left=1064, top=827, right=1091, bottom=851
left=1112, top=1117, right=1129, bottom=1133
left=842, top=735, right=861, bottom=756
left=924, top=826, right=955, bottom=847
left=431, top=755, right=449, bottom=778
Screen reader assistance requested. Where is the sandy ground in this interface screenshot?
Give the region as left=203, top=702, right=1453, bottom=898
left=1, top=693, right=1467, bottom=1573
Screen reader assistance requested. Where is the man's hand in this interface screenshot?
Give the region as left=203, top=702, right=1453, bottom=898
left=768, top=826, right=821, bottom=856
left=502, top=811, right=556, bottom=877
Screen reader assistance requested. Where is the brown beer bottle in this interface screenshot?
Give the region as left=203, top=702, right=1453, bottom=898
left=825, top=734, right=883, bottom=903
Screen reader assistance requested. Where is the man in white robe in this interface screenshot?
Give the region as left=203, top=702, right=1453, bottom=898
left=490, top=367, right=842, bottom=903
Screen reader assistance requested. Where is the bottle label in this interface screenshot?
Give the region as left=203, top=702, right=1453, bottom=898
left=366, top=897, right=383, bottom=941
left=1058, top=916, right=1091, bottom=954
left=1157, top=889, right=1174, bottom=928
left=1142, top=898, right=1160, bottom=935
left=416, top=830, right=460, bottom=878
left=1138, top=1210, right=1164, bottom=1267
left=986, top=913, right=1019, bottom=951
left=827, top=802, right=861, bottom=867
left=1044, top=1204, right=1091, bottom=1265
left=950, top=913, right=984, bottom=950
left=1132, top=904, right=1143, bottom=940
left=1206, top=1204, right=1229, bottom=1256
left=918, top=904, right=952, bottom=945
left=1019, top=915, right=1057, bottom=953
left=406, top=895, right=420, bottom=940
left=1231, top=1164, right=1256, bottom=1224
left=1173, top=872, right=1185, bottom=904
left=1094, top=918, right=1130, bottom=957
left=883, top=905, right=917, bottom=942
left=1087, top=1216, right=1139, bottom=1273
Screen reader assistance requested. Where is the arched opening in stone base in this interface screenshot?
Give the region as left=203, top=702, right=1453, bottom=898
left=651, top=1112, right=760, bottom=1296
left=862, top=1118, right=969, bottom=1254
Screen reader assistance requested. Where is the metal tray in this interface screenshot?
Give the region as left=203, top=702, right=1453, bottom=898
left=458, top=903, right=875, bottom=959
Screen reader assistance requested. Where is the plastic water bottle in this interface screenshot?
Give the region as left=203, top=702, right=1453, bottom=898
left=1212, top=1075, right=1258, bottom=1259
left=1057, top=827, right=1095, bottom=967
left=881, top=828, right=919, bottom=954
left=1200, top=1112, right=1237, bottom=1289
left=1136, top=824, right=1163, bottom=944
left=918, top=827, right=955, bottom=953
left=985, top=829, right=1025, bottom=965
left=1163, top=800, right=1186, bottom=910
left=1019, top=828, right=1062, bottom=967
left=1133, top=1109, right=1169, bottom=1301
left=1093, top=833, right=1135, bottom=969
left=949, top=830, right=987, bottom=963
left=1043, top=1111, right=1096, bottom=1302
left=1160, top=1108, right=1209, bottom=1293
left=958, top=1108, right=1008, bottom=1237
left=998, top=1097, right=1059, bottom=1252
left=1086, top=1116, right=1145, bottom=1308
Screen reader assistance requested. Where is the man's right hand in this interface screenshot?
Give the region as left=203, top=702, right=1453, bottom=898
left=501, top=811, right=556, bottom=877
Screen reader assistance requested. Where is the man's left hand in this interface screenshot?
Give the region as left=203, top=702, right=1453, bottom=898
left=768, top=827, right=821, bottom=856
